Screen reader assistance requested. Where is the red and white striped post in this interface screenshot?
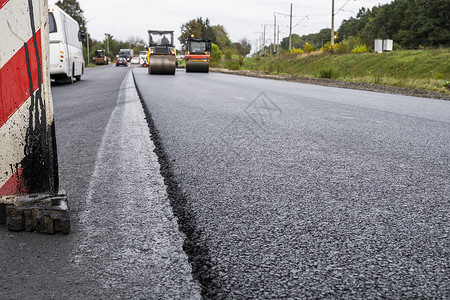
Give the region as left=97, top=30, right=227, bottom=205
left=0, top=0, right=69, bottom=233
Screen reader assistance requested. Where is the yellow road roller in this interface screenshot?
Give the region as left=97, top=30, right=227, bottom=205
left=185, top=37, right=211, bottom=73
left=147, top=30, right=176, bottom=75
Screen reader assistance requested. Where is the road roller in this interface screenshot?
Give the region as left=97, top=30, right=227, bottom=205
left=185, top=37, right=211, bottom=73
left=147, top=30, right=176, bottom=75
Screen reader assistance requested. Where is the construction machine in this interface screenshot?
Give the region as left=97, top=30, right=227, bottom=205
left=93, top=49, right=110, bottom=65
left=185, top=37, right=211, bottom=73
left=147, top=30, right=176, bottom=75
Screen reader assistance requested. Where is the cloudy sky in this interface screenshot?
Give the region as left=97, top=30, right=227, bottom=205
left=50, top=0, right=393, bottom=49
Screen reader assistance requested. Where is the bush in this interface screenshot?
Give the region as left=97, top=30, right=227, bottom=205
left=238, top=56, right=244, bottom=66
left=224, top=49, right=233, bottom=60
left=303, top=42, right=314, bottom=53
left=318, top=67, right=339, bottom=79
left=392, top=43, right=403, bottom=51
left=352, top=44, right=367, bottom=54
left=319, top=42, right=332, bottom=53
left=332, top=42, right=350, bottom=54
left=210, top=43, right=222, bottom=67
left=290, top=47, right=304, bottom=55
left=444, top=81, right=450, bottom=90
left=225, top=60, right=240, bottom=70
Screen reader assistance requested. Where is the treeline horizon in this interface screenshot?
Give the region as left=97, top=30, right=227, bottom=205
left=279, top=0, right=449, bottom=51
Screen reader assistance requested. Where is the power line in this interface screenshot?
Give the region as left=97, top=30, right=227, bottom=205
left=292, top=15, right=309, bottom=29
left=335, top=0, right=357, bottom=16
left=274, top=11, right=300, bottom=18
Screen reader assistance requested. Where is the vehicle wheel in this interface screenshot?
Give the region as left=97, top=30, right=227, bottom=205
left=75, top=75, right=81, bottom=81
left=66, top=75, right=74, bottom=84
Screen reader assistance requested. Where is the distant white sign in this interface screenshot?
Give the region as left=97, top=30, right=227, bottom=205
left=374, top=39, right=383, bottom=53
left=383, top=39, right=393, bottom=51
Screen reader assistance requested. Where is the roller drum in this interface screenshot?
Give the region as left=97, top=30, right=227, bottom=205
left=149, top=55, right=176, bottom=75
left=186, top=61, right=209, bottom=73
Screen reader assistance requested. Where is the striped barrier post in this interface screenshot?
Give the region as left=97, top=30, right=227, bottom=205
left=0, top=0, right=69, bottom=233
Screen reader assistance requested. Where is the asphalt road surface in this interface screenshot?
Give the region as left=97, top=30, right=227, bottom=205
left=1, top=64, right=449, bottom=299
left=133, top=68, right=450, bottom=299
left=0, top=64, right=200, bottom=299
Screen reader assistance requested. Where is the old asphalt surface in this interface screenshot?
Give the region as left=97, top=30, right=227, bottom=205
left=1, top=64, right=449, bottom=299
left=0, top=65, right=200, bottom=299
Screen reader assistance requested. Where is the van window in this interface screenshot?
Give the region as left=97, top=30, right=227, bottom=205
left=49, top=12, right=57, bottom=33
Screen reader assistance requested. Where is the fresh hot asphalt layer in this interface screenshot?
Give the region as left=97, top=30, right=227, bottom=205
left=134, top=68, right=450, bottom=299
left=0, top=64, right=200, bottom=299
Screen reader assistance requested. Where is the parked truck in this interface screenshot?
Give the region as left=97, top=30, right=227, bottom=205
left=93, top=49, right=110, bottom=65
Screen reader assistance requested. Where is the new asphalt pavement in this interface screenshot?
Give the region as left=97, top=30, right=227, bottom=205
left=134, top=67, right=450, bottom=299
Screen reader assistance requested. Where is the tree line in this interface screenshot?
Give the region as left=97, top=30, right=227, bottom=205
left=279, top=0, right=449, bottom=52
left=338, top=0, right=449, bottom=48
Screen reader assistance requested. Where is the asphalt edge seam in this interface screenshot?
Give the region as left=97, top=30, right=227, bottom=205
left=131, top=70, right=217, bottom=299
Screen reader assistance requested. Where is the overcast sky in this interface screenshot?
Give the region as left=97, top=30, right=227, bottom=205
left=51, top=0, right=393, bottom=49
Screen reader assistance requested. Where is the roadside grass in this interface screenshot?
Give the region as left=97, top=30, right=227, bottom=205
left=240, top=49, right=450, bottom=94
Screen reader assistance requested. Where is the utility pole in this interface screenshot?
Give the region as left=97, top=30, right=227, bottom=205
left=86, top=32, right=89, bottom=65
left=254, top=31, right=263, bottom=55
left=274, top=11, right=291, bottom=55
left=277, top=25, right=280, bottom=56
left=289, top=3, right=293, bottom=51
left=331, top=0, right=335, bottom=51
left=262, top=24, right=276, bottom=56
left=105, top=33, right=110, bottom=54
left=263, top=25, right=266, bottom=55
left=85, top=18, right=95, bottom=65
left=273, top=14, right=276, bottom=56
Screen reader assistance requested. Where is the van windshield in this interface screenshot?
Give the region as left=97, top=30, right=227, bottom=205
left=49, top=12, right=57, bottom=33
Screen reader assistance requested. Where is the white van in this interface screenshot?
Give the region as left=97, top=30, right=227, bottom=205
left=48, top=5, right=84, bottom=83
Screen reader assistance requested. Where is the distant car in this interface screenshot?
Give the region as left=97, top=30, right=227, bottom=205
left=119, top=54, right=131, bottom=62
left=116, top=57, right=127, bottom=66
left=131, top=57, right=140, bottom=64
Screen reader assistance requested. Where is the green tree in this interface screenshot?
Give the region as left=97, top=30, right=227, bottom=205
left=280, top=34, right=304, bottom=50
left=233, top=38, right=252, bottom=57
left=201, top=18, right=216, bottom=43
left=212, top=25, right=231, bottom=49
left=126, top=36, right=147, bottom=54
left=179, top=19, right=202, bottom=50
left=179, top=18, right=217, bottom=50
left=337, top=0, right=450, bottom=48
